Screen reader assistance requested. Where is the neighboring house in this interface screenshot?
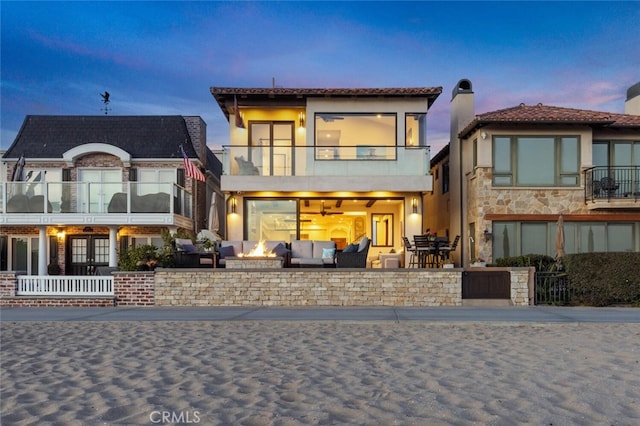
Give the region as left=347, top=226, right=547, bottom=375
left=210, top=86, right=442, bottom=263
left=438, top=79, right=640, bottom=266
left=0, top=115, right=223, bottom=275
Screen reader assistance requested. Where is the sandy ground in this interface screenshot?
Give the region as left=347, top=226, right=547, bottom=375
left=1, top=321, right=639, bottom=425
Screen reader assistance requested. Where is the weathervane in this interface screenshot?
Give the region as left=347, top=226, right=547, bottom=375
left=100, top=91, right=111, bottom=115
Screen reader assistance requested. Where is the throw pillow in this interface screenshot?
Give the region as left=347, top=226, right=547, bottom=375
left=322, top=248, right=336, bottom=259
left=343, top=244, right=358, bottom=253
left=217, top=245, right=235, bottom=259
left=176, top=238, right=197, bottom=253
left=272, top=242, right=290, bottom=257
left=358, top=237, right=370, bottom=252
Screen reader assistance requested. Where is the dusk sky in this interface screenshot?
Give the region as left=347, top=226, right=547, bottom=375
left=2, top=1, right=639, bottom=156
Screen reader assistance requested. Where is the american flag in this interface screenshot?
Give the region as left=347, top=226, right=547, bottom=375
left=180, top=146, right=206, bottom=182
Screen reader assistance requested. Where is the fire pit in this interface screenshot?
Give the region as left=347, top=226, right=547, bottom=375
left=225, top=240, right=284, bottom=269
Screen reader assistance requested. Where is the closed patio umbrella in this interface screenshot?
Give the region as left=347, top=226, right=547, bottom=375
left=208, top=193, right=222, bottom=240
left=11, top=154, right=25, bottom=182
left=555, top=214, right=565, bottom=259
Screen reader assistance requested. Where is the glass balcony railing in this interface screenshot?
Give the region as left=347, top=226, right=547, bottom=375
left=0, top=181, right=192, bottom=217
left=584, top=166, right=640, bottom=203
left=222, top=144, right=430, bottom=177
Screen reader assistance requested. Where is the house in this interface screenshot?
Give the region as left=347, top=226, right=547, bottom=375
left=430, top=79, right=640, bottom=266
left=210, top=86, right=442, bottom=264
left=0, top=115, right=223, bottom=275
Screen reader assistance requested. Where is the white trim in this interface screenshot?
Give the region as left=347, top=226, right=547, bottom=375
left=63, top=143, right=131, bottom=167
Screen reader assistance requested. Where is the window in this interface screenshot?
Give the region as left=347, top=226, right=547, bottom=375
left=493, top=221, right=638, bottom=259
left=372, top=213, right=394, bottom=247
left=137, top=169, right=176, bottom=195
left=245, top=199, right=298, bottom=242
left=442, top=161, right=450, bottom=194
left=405, top=113, right=426, bottom=147
left=315, top=113, right=397, bottom=160
left=8, top=236, right=39, bottom=274
left=493, top=136, right=579, bottom=186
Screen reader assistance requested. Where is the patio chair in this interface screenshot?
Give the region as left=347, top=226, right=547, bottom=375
left=600, top=176, right=619, bottom=196
left=402, top=236, right=420, bottom=268
left=336, top=237, right=370, bottom=268
left=438, top=235, right=460, bottom=264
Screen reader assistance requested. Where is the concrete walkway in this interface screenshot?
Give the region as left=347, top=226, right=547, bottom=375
left=1, top=306, right=639, bottom=323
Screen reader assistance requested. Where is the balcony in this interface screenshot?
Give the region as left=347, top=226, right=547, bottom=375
left=0, top=181, right=193, bottom=226
left=584, top=166, right=640, bottom=207
left=221, top=144, right=433, bottom=193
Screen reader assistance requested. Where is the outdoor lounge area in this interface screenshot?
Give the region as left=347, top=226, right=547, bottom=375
left=214, top=238, right=371, bottom=268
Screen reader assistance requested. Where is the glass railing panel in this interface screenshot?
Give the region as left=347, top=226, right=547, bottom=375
left=223, top=145, right=428, bottom=177
left=129, top=182, right=174, bottom=213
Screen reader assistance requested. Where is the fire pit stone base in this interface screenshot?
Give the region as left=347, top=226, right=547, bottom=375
left=225, top=256, right=284, bottom=269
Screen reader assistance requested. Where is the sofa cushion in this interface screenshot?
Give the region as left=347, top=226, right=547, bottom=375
left=291, top=240, right=313, bottom=259
left=217, top=245, right=235, bottom=259
left=220, top=241, right=242, bottom=257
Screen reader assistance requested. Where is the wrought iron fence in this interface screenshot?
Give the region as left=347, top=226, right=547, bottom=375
left=534, top=271, right=573, bottom=305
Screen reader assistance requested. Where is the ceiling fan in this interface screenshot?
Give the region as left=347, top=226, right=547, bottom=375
left=305, top=201, right=343, bottom=216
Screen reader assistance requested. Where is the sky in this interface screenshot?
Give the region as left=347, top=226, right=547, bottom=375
left=1, top=1, right=639, bottom=156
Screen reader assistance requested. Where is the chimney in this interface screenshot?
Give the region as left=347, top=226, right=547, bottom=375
left=183, top=116, right=207, bottom=162
left=625, top=82, right=640, bottom=115
left=448, top=79, right=474, bottom=267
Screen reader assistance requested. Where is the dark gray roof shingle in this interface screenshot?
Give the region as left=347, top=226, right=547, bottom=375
left=3, top=115, right=198, bottom=159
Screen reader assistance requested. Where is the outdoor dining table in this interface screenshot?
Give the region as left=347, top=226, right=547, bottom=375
left=413, top=235, right=449, bottom=268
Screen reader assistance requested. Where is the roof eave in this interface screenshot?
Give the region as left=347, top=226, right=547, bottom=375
left=458, top=119, right=618, bottom=139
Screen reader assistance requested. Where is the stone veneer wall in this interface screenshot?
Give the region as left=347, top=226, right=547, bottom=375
left=468, top=167, right=611, bottom=263
left=154, top=268, right=530, bottom=307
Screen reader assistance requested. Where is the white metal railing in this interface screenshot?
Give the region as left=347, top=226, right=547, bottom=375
left=16, top=275, right=114, bottom=296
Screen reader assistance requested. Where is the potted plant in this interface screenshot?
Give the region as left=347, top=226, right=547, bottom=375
left=471, top=258, right=486, bottom=267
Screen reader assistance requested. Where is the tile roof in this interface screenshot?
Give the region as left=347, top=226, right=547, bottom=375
left=211, top=86, right=443, bottom=119
left=3, top=115, right=199, bottom=160
left=459, top=103, right=640, bottom=138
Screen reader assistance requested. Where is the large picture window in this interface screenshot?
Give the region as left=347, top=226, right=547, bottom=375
left=245, top=199, right=298, bottom=242
left=315, top=113, right=396, bottom=160
left=493, top=221, right=637, bottom=260
left=405, top=113, right=426, bottom=147
left=493, top=136, right=579, bottom=186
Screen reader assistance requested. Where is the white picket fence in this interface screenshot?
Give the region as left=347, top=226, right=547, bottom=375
left=16, top=276, right=114, bottom=296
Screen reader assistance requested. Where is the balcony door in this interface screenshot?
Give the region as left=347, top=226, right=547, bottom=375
left=78, top=169, right=122, bottom=213
left=249, top=122, right=294, bottom=176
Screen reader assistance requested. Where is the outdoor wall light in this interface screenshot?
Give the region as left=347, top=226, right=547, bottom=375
left=483, top=229, right=493, bottom=241
left=230, top=196, right=237, bottom=214
left=481, top=131, right=488, bottom=140
left=56, top=229, right=65, bottom=241
left=298, top=112, right=306, bottom=128
left=411, top=197, right=418, bottom=214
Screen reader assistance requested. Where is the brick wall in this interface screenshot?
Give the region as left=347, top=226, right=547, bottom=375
left=0, top=272, right=16, bottom=297
left=113, top=272, right=155, bottom=306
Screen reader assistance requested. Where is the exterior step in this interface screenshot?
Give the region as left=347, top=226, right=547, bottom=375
left=462, top=299, right=513, bottom=307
